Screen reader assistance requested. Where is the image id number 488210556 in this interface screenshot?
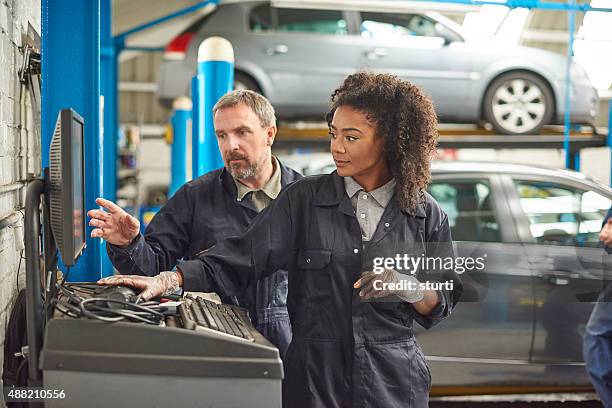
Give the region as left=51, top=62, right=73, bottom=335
left=4, top=387, right=66, bottom=402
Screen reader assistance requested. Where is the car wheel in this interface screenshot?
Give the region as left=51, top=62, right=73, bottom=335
left=234, top=72, right=261, bottom=94
left=483, top=72, right=553, bottom=135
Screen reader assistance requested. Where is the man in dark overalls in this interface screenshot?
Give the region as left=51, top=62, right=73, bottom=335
left=87, top=90, right=301, bottom=358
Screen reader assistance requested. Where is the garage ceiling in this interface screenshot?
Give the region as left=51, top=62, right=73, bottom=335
left=113, top=0, right=215, bottom=61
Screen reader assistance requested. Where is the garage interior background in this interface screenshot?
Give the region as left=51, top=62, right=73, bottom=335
left=0, top=0, right=611, bottom=402
left=115, top=0, right=612, bottom=205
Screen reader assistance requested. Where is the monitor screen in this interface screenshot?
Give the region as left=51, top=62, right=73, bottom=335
left=49, top=109, right=86, bottom=266
left=71, top=117, right=85, bottom=260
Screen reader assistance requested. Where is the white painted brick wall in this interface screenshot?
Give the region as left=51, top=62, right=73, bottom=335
left=0, top=0, right=41, bottom=406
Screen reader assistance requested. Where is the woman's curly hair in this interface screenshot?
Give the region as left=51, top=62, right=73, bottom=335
left=326, top=71, right=439, bottom=214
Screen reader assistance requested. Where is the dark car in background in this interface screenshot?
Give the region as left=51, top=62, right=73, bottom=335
left=278, top=155, right=611, bottom=393
left=158, top=0, right=598, bottom=135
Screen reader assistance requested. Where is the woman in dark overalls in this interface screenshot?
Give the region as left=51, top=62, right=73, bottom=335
left=101, top=72, right=463, bottom=407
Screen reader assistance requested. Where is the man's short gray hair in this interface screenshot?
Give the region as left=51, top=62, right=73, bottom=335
left=213, top=89, right=276, bottom=128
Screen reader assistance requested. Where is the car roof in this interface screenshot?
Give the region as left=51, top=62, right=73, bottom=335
left=279, top=154, right=610, bottom=193
left=432, top=160, right=610, bottom=189
left=221, top=0, right=467, bottom=38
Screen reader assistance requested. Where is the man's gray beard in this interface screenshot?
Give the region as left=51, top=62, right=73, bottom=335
left=229, top=161, right=258, bottom=179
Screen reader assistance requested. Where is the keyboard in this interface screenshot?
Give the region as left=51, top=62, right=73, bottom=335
left=178, top=294, right=256, bottom=342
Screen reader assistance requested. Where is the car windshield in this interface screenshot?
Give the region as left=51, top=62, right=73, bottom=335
left=361, top=12, right=438, bottom=39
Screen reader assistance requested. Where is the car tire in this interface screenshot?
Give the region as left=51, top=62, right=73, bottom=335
left=234, top=71, right=262, bottom=94
left=483, top=71, right=554, bottom=135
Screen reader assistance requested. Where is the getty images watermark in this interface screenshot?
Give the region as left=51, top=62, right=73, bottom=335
left=368, top=252, right=486, bottom=294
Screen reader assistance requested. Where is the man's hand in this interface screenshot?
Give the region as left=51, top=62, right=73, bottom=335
left=87, top=198, right=140, bottom=247
left=600, top=218, right=612, bottom=248
left=354, top=268, right=424, bottom=303
left=97, top=271, right=182, bottom=301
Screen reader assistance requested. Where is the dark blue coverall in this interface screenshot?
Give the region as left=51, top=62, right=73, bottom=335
left=177, top=172, right=463, bottom=408
left=107, top=161, right=302, bottom=358
left=584, top=206, right=612, bottom=407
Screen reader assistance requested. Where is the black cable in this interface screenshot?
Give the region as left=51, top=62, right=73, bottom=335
left=15, top=209, right=25, bottom=292
left=79, top=297, right=164, bottom=325
left=81, top=297, right=164, bottom=318
left=14, top=357, right=28, bottom=384
left=80, top=303, right=160, bottom=325
left=16, top=249, right=24, bottom=291
left=50, top=298, right=81, bottom=318
left=57, top=284, right=83, bottom=304
left=52, top=280, right=168, bottom=325
left=78, top=306, right=124, bottom=322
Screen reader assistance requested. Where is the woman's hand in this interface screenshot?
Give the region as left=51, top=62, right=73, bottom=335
left=98, top=271, right=183, bottom=301
left=354, top=268, right=424, bottom=303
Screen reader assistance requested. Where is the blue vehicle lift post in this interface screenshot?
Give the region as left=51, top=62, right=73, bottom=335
left=41, top=0, right=106, bottom=280
left=169, top=97, right=193, bottom=197
left=42, top=0, right=217, bottom=280
left=192, top=37, right=234, bottom=177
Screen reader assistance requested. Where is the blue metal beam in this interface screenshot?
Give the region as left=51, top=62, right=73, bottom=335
left=170, top=99, right=192, bottom=197
left=42, top=0, right=105, bottom=281
left=101, top=0, right=116, bottom=206
left=413, top=0, right=612, bottom=12
left=192, top=38, right=234, bottom=177
left=563, top=0, right=576, bottom=169
left=191, top=75, right=205, bottom=178
left=608, top=100, right=612, bottom=187
left=100, top=0, right=116, bottom=277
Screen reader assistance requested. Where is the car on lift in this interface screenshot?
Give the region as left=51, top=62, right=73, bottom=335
left=157, top=0, right=598, bottom=135
left=277, top=153, right=611, bottom=393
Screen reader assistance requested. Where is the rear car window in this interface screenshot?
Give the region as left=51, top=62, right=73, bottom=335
left=428, top=180, right=501, bottom=242
left=250, top=4, right=273, bottom=32
left=250, top=4, right=348, bottom=35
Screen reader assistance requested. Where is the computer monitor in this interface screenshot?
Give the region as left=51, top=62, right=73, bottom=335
left=48, top=109, right=86, bottom=266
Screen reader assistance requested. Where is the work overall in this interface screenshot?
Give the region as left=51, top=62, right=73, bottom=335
left=178, top=172, right=463, bottom=408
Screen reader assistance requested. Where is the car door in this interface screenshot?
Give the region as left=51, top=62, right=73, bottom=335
left=245, top=4, right=362, bottom=115
left=506, top=176, right=611, bottom=386
left=353, top=11, right=473, bottom=121
left=422, top=173, right=536, bottom=388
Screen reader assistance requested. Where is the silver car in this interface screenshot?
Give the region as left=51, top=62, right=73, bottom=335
left=277, top=154, right=611, bottom=393
left=158, top=0, right=598, bottom=135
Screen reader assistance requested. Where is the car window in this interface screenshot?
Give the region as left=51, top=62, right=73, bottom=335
left=276, top=8, right=347, bottom=35
left=250, top=4, right=273, bottom=32
left=360, top=12, right=438, bottom=39
left=428, top=180, right=501, bottom=242
left=250, top=4, right=347, bottom=35
left=514, top=180, right=611, bottom=247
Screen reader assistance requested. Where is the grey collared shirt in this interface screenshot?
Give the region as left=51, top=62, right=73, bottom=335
left=344, top=176, right=396, bottom=241
left=234, top=156, right=282, bottom=212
